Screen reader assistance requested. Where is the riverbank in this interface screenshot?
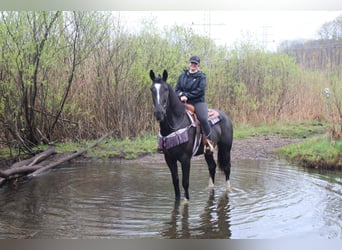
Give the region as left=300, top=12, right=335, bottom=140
left=277, top=135, right=342, bottom=170
left=101, top=123, right=341, bottom=170
left=1, top=122, right=340, bottom=170
left=107, top=134, right=341, bottom=170
left=124, top=135, right=305, bottom=164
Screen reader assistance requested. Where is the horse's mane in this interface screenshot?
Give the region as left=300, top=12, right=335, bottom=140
left=165, top=82, right=185, bottom=116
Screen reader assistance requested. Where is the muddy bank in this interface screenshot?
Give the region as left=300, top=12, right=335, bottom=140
left=0, top=135, right=304, bottom=168
left=230, top=135, right=304, bottom=161
left=122, top=135, right=304, bottom=164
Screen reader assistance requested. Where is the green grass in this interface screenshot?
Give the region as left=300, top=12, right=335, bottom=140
left=60, top=121, right=328, bottom=160
left=37, top=135, right=158, bottom=160
left=0, top=122, right=336, bottom=164
left=0, top=135, right=158, bottom=160
left=277, top=135, right=342, bottom=169
left=233, top=121, right=328, bottom=139
left=87, top=135, right=157, bottom=159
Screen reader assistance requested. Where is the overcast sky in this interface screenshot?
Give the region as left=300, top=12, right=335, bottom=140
left=121, top=11, right=342, bottom=50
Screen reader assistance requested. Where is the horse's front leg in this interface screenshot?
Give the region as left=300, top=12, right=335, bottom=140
left=166, top=158, right=181, bottom=201
left=180, top=157, right=191, bottom=201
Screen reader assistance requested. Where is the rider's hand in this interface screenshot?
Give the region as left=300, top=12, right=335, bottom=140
left=180, top=95, right=188, bottom=103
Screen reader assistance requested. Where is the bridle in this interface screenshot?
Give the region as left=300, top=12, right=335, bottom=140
left=152, top=81, right=189, bottom=132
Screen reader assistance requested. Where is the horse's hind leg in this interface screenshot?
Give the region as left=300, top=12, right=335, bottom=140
left=217, top=142, right=232, bottom=191
left=222, top=148, right=232, bottom=191
left=224, top=158, right=232, bottom=191
left=204, top=153, right=216, bottom=188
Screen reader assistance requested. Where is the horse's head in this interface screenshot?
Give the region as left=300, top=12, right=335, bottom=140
left=150, top=69, right=169, bottom=122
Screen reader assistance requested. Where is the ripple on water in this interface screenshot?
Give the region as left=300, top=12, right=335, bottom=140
left=0, top=159, right=341, bottom=239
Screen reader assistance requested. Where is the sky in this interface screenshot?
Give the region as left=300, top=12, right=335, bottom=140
left=120, top=11, right=342, bottom=51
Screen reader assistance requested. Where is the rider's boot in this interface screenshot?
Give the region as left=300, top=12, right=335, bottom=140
left=204, top=133, right=214, bottom=154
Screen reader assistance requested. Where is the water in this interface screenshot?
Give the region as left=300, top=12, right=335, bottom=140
left=0, top=158, right=341, bottom=239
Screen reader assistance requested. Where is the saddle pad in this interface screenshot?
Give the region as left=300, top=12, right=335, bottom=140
left=185, top=105, right=221, bottom=126
left=208, top=109, right=221, bottom=125
left=158, top=127, right=189, bottom=150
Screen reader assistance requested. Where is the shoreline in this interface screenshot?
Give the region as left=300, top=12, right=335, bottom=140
left=78, top=135, right=305, bottom=164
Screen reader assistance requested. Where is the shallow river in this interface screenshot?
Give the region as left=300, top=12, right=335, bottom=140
left=0, top=158, right=341, bottom=239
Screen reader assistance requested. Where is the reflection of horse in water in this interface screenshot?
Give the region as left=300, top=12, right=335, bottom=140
left=150, top=70, right=233, bottom=201
left=161, top=190, right=232, bottom=239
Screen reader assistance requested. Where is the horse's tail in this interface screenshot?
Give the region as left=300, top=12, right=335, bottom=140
left=217, top=141, right=231, bottom=172
left=216, top=112, right=233, bottom=173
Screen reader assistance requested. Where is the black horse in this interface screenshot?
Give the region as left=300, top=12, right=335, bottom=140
left=149, top=69, right=233, bottom=201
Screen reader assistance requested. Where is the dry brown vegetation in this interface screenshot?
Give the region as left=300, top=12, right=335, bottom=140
left=0, top=11, right=341, bottom=158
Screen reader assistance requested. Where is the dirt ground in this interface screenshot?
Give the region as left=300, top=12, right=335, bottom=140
left=0, top=135, right=304, bottom=168
left=230, top=135, right=304, bottom=160
left=129, top=135, right=304, bottom=163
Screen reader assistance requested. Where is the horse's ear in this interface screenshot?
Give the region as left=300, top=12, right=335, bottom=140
left=149, top=70, right=155, bottom=81
left=162, top=70, right=168, bottom=82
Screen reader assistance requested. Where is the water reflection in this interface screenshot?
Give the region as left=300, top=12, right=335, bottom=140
left=162, top=189, right=232, bottom=239
left=0, top=159, right=341, bottom=239
left=196, top=189, right=231, bottom=239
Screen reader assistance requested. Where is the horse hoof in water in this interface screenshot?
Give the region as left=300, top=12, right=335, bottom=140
left=208, top=177, right=215, bottom=188
left=181, top=199, right=189, bottom=206
left=226, top=180, right=232, bottom=192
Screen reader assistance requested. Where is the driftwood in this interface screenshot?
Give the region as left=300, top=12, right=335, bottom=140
left=12, top=146, right=56, bottom=168
left=29, top=131, right=112, bottom=176
left=0, top=146, right=56, bottom=178
left=0, top=131, right=114, bottom=186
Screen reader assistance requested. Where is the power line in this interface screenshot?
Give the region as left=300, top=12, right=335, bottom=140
left=260, top=25, right=272, bottom=49
left=191, top=11, right=225, bottom=40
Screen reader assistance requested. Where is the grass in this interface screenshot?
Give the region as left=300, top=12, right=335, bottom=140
left=30, top=135, right=158, bottom=160
left=233, top=121, right=328, bottom=139
left=235, top=121, right=342, bottom=170
left=87, top=135, right=157, bottom=159
left=0, top=121, right=338, bottom=167
left=58, top=121, right=329, bottom=160
left=277, top=135, right=342, bottom=170
left=78, top=121, right=327, bottom=160
left=0, top=135, right=158, bottom=161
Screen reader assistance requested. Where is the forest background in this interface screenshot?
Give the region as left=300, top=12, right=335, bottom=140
left=0, top=11, right=341, bottom=156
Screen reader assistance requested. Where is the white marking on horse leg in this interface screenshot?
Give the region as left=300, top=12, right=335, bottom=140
left=226, top=180, right=232, bottom=192
left=182, top=198, right=189, bottom=206
left=155, top=83, right=161, bottom=104
left=208, top=177, right=214, bottom=188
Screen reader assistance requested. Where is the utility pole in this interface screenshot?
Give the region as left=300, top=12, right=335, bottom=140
left=261, top=25, right=272, bottom=49
left=191, top=11, right=225, bottom=41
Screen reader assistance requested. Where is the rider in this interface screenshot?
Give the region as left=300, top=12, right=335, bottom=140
left=175, top=55, right=214, bottom=152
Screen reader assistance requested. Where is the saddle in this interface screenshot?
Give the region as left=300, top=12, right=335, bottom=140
left=184, top=103, right=221, bottom=153
left=184, top=103, right=221, bottom=126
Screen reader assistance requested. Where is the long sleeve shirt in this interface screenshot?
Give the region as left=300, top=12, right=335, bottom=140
left=175, top=70, right=207, bottom=105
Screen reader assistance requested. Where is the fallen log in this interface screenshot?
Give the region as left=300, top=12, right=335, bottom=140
left=29, top=130, right=114, bottom=177
left=0, top=147, right=56, bottom=178
left=0, top=131, right=114, bottom=185
left=10, top=146, right=56, bottom=169
left=0, top=147, right=56, bottom=185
